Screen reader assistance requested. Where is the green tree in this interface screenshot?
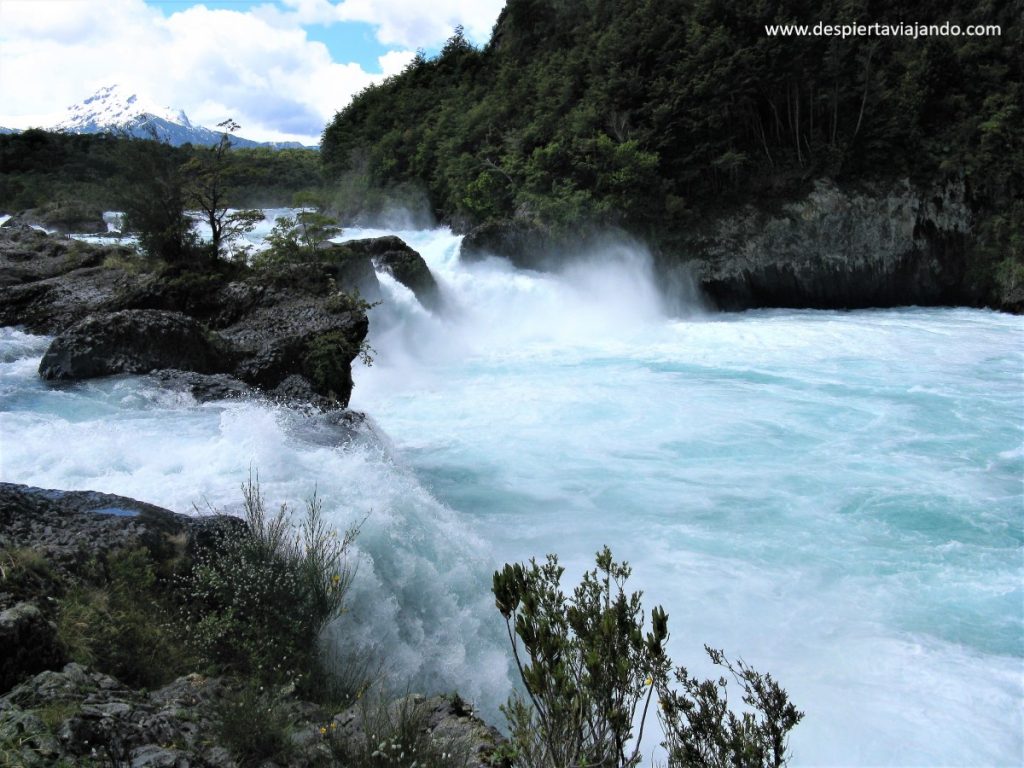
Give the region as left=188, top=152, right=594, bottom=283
left=493, top=548, right=668, bottom=768
left=255, top=208, right=341, bottom=267
left=183, top=119, right=262, bottom=260
left=494, top=548, right=803, bottom=768
left=118, top=138, right=200, bottom=263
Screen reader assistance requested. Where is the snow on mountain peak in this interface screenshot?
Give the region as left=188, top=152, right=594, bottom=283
left=47, top=85, right=311, bottom=149
left=56, top=84, right=192, bottom=131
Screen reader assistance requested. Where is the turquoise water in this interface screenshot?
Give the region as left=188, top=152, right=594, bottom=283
left=1, top=226, right=1021, bottom=765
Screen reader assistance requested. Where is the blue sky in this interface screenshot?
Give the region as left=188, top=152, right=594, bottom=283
left=0, top=0, right=503, bottom=143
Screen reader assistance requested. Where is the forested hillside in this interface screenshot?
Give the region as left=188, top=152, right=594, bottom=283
left=0, top=130, right=322, bottom=212
left=321, top=0, right=1021, bottom=300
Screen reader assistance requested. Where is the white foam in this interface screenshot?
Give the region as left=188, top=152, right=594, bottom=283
left=2, top=226, right=1022, bottom=764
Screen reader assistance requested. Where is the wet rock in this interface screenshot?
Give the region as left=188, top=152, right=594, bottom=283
left=314, top=242, right=382, bottom=301
left=1, top=222, right=372, bottom=409
left=272, top=373, right=337, bottom=411
left=221, top=300, right=367, bottom=407
left=150, top=369, right=251, bottom=402
left=686, top=178, right=978, bottom=309
left=460, top=219, right=581, bottom=271
left=120, top=262, right=371, bottom=407
left=334, top=236, right=441, bottom=310
left=38, top=309, right=231, bottom=381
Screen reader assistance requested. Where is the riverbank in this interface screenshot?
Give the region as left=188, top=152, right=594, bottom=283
left=0, top=481, right=503, bottom=767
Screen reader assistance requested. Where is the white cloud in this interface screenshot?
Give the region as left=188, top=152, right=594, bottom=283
left=378, top=49, right=417, bottom=76
left=333, top=0, right=505, bottom=48
left=0, top=0, right=504, bottom=142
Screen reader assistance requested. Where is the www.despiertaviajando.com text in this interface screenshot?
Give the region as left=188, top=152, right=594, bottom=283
left=765, top=21, right=1001, bottom=38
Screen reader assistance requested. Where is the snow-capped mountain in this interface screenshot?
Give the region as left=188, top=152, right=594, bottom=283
left=52, top=85, right=308, bottom=149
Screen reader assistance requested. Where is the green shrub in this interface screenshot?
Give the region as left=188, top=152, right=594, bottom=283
left=493, top=548, right=803, bottom=768
left=327, top=693, right=469, bottom=768
left=252, top=210, right=341, bottom=268
left=302, top=330, right=373, bottom=398
left=659, top=648, right=803, bottom=768
left=493, top=547, right=667, bottom=768
left=215, top=682, right=296, bottom=767
left=0, top=548, right=56, bottom=604
left=181, top=477, right=359, bottom=689
left=56, top=548, right=193, bottom=689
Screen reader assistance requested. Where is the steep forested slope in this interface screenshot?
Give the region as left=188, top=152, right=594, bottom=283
left=321, top=0, right=1022, bottom=307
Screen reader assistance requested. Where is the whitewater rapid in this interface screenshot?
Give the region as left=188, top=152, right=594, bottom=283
left=1, top=224, right=1021, bottom=766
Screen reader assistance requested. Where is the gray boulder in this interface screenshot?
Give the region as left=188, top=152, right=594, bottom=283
left=220, top=298, right=367, bottom=407
left=0, top=482, right=242, bottom=572
left=150, top=369, right=251, bottom=402
left=38, top=309, right=231, bottom=381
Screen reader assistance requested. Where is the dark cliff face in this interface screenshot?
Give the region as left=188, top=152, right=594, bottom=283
left=682, top=179, right=987, bottom=311
left=457, top=179, right=1003, bottom=312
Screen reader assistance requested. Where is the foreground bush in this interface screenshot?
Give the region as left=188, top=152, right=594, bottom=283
left=181, top=476, right=359, bottom=690
left=57, top=547, right=194, bottom=689
left=494, top=547, right=803, bottom=768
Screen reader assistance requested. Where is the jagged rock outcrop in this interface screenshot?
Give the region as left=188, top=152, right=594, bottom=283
left=333, top=236, right=442, bottom=310
left=0, top=225, right=136, bottom=329
left=685, top=179, right=977, bottom=309
left=460, top=219, right=565, bottom=270
left=38, top=309, right=230, bottom=381
left=0, top=228, right=372, bottom=408
left=0, top=483, right=244, bottom=695
left=0, top=224, right=112, bottom=286
left=460, top=179, right=1008, bottom=311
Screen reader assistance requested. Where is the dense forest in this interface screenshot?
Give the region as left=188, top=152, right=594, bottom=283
left=0, top=130, right=322, bottom=213
left=321, top=0, right=1021, bottom=285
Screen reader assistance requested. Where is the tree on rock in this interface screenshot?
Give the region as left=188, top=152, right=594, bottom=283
left=118, top=138, right=200, bottom=264
left=183, top=119, right=261, bottom=261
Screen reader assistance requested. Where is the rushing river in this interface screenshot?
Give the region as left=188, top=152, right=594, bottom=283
left=1, top=224, right=1021, bottom=766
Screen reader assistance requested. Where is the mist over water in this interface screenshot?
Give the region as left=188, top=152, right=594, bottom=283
left=1, top=225, right=1021, bottom=766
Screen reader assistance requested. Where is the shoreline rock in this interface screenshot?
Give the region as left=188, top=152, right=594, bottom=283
left=4, top=202, right=107, bottom=235
left=0, top=481, right=506, bottom=767
left=684, top=178, right=980, bottom=310
left=325, top=236, right=442, bottom=311
left=457, top=179, right=1015, bottom=313
left=38, top=309, right=231, bottom=381
left=0, top=227, right=376, bottom=409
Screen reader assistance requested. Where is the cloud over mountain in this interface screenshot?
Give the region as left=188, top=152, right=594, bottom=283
left=0, top=0, right=502, bottom=144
